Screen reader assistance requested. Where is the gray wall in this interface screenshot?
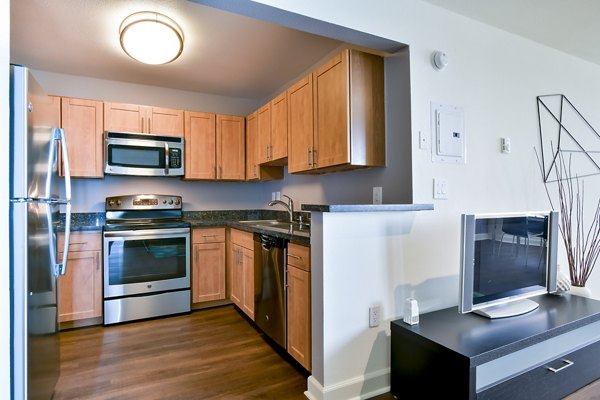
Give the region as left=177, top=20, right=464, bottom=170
left=42, top=49, right=413, bottom=213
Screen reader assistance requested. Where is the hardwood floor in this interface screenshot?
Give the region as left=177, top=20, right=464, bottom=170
left=55, top=305, right=600, bottom=399
left=54, top=305, right=309, bottom=399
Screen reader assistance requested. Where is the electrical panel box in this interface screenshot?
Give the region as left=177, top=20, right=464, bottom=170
left=431, top=102, right=465, bottom=164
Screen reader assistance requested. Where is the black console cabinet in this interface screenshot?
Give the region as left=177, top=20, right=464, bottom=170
left=390, top=294, right=600, bottom=399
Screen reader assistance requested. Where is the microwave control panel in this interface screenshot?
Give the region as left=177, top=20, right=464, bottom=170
left=169, top=148, right=182, bottom=168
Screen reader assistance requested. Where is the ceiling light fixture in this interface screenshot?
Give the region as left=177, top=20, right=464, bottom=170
left=119, top=11, right=184, bottom=65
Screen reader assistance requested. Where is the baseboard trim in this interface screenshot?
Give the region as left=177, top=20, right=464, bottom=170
left=305, top=368, right=390, bottom=400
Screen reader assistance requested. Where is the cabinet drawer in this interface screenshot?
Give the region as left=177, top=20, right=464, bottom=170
left=479, top=339, right=600, bottom=400
left=287, top=243, right=310, bottom=272
left=193, top=227, right=225, bottom=244
left=230, top=228, right=254, bottom=250
left=58, top=231, right=102, bottom=252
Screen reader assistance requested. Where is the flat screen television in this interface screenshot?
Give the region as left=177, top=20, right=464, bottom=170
left=459, top=211, right=559, bottom=318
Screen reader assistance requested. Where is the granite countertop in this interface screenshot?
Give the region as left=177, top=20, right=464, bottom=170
left=302, top=203, right=434, bottom=212
left=61, top=210, right=311, bottom=244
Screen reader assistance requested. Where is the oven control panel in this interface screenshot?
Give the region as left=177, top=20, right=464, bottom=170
left=106, top=194, right=182, bottom=211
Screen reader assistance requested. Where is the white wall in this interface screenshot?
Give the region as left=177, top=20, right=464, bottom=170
left=1, top=0, right=10, bottom=396
left=246, top=0, right=600, bottom=398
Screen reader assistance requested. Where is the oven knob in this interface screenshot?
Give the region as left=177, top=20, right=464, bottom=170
left=175, top=199, right=181, bottom=205
left=163, top=200, right=167, bottom=204
left=108, top=200, right=115, bottom=206
left=169, top=199, right=174, bottom=205
left=116, top=200, right=121, bottom=206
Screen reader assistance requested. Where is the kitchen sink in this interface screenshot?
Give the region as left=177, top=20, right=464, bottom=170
left=237, top=219, right=310, bottom=235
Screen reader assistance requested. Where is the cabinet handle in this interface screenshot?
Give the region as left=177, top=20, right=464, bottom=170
left=253, top=164, right=257, bottom=178
left=313, top=148, right=318, bottom=166
left=141, top=117, right=145, bottom=133
left=70, top=242, right=88, bottom=245
left=288, top=254, right=302, bottom=260
left=547, top=359, right=574, bottom=373
left=307, top=147, right=312, bottom=167
left=202, top=234, right=218, bottom=238
left=219, top=166, right=222, bottom=179
left=148, top=117, right=151, bottom=133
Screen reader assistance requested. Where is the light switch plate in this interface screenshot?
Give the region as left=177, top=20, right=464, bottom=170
left=433, top=178, right=448, bottom=200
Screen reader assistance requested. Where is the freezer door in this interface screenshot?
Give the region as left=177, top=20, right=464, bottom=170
left=11, top=201, right=60, bottom=400
left=10, top=65, right=66, bottom=201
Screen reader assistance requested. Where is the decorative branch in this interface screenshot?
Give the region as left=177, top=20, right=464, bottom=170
left=535, top=147, right=600, bottom=287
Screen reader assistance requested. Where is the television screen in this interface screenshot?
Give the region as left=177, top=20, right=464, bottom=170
left=459, top=211, right=558, bottom=318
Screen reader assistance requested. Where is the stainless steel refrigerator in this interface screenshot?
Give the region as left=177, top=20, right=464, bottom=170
left=9, top=65, right=72, bottom=399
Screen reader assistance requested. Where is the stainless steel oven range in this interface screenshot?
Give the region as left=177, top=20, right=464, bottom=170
left=102, top=194, right=190, bottom=325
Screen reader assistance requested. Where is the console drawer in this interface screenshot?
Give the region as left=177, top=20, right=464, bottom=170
left=479, top=338, right=600, bottom=400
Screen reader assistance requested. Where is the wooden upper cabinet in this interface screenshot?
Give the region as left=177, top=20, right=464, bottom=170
left=314, top=51, right=350, bottom=168
left=216, top=114, right=245, bottom=180
left=290, top=49, right=385, bottom=174
left=184, top=112, right=245, bottom=181
left=246, top=111, right=283, bottom=181
left=104, top=101, right=183, bottom=136
left=103, top=102, right=143, bottom=133
left=270, top=92, right=288, bottom=163
left=149, top=107, right=184, bottom=136
left=257, top=103, right=271, bottom=164
left=246, top=112, right=259, bottom=180
left=257, top=93, right=288, bottom=166
left=287, top=75, right=314, bottom=173
left=184, top=111, right=216, bottom=179
left=31, top=94, right=61, bottom=128
left=60, top=97, right=104, bottom=178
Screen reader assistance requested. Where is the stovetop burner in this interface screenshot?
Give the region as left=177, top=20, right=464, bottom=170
left=104, top=194, right=189, bottom=230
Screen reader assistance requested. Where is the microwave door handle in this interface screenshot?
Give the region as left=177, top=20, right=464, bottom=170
left=164, top=142, right=169, bottom=175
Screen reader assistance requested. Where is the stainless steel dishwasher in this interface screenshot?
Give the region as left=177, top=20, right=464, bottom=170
left=254, top=233, right=287, bottom=348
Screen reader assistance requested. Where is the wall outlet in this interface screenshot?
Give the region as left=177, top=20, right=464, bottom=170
left=373, top=187, right=382, bottom=204
left=271, top=191, right=281, bottom=201
left=369, top=305, right=381, bottom=328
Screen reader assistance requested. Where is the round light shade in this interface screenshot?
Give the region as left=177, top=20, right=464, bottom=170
left=120, top=11, right=184, bottom=65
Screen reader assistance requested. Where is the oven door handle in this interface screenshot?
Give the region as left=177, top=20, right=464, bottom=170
left=103, top=227, right=190, bottom=238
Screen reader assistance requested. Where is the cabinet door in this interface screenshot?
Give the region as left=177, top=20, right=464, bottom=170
left=246, top=112, right=259, bottom=180
left=313, top=51, right=350, bottom=169
left=61, top=97, right=104, bottom=178
left=230, top=244, right=243, bottom=308
left=192, top=242, right=226, bottom=303
left=58, top=250, right=102, bottom=322
left=270, top=91, right=288, bottom=163
left=149, top=106, right=184, bottom=136
left=287, top=75, right=314, bottom=173
left=31, top=94, right=61, bottom=127
left=257, top=103, right=271, bottom=164
left=287, top=265, right=311, bottom=370
left=184, top=111, right=216, bottom=179
left=217, top=114, right=245, bottom=180
left=242, top=247, right=255, bottom=320
left=104, top=102, right=144, bottom=133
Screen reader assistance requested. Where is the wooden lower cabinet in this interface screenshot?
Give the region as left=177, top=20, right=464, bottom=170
left=57, top=232, right=102, bottom=323
left=229, top=229, right=255, bottom=320
left=192, top=228, right=226, bottom=303
left=287, top=243, right=311, bottom=371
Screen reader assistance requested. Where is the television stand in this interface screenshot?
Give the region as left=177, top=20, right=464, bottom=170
left=473, top=297, right=539, bottom=319
left=391, top=294, right=600, bottom=399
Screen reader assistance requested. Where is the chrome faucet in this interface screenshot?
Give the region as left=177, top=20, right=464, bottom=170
left=268, top=194, right=294, bottom=222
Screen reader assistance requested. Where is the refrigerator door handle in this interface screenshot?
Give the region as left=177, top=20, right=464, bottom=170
left=56, top=202, right=71, bottom=276
left=53, top=128, right=71, bottom=201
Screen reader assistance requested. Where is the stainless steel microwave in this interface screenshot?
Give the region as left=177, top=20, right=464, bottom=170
left=104, top=131, right=184, bottom=177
